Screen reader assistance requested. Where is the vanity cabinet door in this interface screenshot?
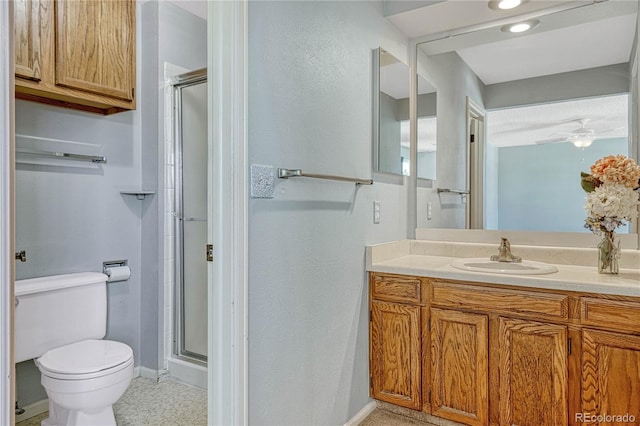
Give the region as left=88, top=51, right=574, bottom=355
left=430, top=308, right=488, bottom=426
left=370, top=300, right=421, bottom=410
left=498, top=317, right=568, bottom=426
left=582, top=329, right=640, bottom=423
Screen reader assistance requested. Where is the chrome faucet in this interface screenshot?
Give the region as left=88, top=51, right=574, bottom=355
left=490, top=237, right=522, bottom=263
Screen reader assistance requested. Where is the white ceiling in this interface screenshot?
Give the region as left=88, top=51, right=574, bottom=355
left=487, top=93, right=629, bottom=147
left=387, top=0, right=637, bottom=147
left=456, top=12, right=636, bottom=85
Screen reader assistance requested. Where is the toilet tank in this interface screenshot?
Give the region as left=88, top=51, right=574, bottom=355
left=14, top=272, right=108, bottom=363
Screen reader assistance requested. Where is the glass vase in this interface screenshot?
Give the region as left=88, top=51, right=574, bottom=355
left=598, top=231, right=620, bottom=274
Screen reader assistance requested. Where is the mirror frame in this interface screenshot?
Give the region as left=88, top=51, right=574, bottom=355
left=372, top=47, right=412, bottom=178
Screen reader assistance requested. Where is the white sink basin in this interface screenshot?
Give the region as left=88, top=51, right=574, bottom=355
left=450, top=258, right=558, bottom=275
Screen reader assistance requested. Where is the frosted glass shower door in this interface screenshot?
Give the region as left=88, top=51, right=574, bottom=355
left=177, top=78, right=208, bottom=360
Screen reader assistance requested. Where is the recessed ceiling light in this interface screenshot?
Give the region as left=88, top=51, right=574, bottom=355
left=488, top=0, right=525, bottom=11
left=501, top=19, right=540, bottom=33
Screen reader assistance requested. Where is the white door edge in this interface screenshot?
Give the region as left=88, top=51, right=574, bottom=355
left=208, top=1, right=249, bottom=425
left=0, top=2, right=15, bottom=424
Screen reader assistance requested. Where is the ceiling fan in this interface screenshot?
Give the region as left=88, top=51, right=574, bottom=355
left=534, top=118, right=621, bottom=148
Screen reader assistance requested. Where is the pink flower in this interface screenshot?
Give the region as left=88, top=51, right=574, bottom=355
left=590, top=155, right=640, bottom=189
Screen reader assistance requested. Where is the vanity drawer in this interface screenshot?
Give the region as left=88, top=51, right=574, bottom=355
left=580, top=298, right=640, bottom=333
left=371, top=273, right=421, bottom=304
left=431, top=281, right=569, bottom=319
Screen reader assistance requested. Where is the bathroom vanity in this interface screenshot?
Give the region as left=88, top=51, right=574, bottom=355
left=367, top=240, right=640, bottom=426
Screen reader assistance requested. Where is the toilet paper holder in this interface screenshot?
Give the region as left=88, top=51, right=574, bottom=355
left=103, top=259, right=130, bottom=282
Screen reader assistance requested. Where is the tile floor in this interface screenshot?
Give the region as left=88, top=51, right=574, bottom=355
left=16, top=377, right=206, bottom=426
left=361, top=409, right=439, bottom=426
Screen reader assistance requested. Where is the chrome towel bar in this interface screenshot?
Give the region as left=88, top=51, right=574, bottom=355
left=16, top=149, right=106, bottom=164
left=278, top=168, right=373, bottom=186
left=437, top=188, right=469, bottom=195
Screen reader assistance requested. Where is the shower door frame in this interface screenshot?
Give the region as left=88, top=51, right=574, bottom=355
left=171, top=68, right=208, bottom=364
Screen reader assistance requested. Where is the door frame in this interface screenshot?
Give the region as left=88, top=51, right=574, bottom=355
left=0, top=1, right=15, bottom=424
left=208, top=1, right=249, bottom=425
left=466, top=97, right=485, bottom=229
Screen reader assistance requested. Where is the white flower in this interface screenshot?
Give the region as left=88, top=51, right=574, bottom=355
left=585, top=183, right=640, bottom=223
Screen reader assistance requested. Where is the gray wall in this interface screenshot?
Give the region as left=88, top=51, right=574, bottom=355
left=484, top=63, right=630, bottom=110
left=416, top=50, right=485, bottom=229
left=14, top=101, right=142, bottom=405
left=379, top=92, right=402, bottom=174
left=248, top=1, right=409, bottom=424
left=495, top=137, right=629, bottom=232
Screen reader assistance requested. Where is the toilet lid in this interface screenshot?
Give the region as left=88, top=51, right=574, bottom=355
left=38, top=339, right=133, bottom=375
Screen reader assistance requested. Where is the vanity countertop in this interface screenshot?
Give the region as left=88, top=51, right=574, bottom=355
left=366, top=240, right=640, bottom=297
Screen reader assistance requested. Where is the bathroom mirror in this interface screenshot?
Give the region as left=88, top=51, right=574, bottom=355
left=373, top=48, right=411, bottom=176
left=414, top=0, right=639, bottom=234
left=415, top=73, right=437, bottom=180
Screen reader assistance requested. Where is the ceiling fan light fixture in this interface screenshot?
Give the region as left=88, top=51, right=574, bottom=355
left=501, top=19, right=540, bottom=33
left=571, top=137, right=594, bottom=148
left=488, top=0, right=524, bottom=10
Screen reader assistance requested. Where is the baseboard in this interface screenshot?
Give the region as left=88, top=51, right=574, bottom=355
left=167, top=358, right=207, bottom=389
left=15, top=398, right=48, bottom=423
left=344, top=401, right=376, bottom=426
left=135, top=366, right=163, bottom=381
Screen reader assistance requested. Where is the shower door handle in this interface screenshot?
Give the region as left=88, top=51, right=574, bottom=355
left=206, top=244, right=213, bottom=262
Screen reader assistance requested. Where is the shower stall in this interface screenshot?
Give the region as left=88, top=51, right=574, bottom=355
left=171, top=68, right=208, bottom=370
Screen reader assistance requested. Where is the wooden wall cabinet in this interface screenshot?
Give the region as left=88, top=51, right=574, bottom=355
left=14, top=0, right=136, bottom=114
left=369, top=272, right=640, bottom=426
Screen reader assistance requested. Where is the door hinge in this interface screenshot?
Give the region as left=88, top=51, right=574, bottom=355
left=206, top=244, right=213, bottom=262
left=370, top=376, right=373, bottom=389
left=568, top=337, right=572, bottom=356
left=369, top=310, right=372, bottom=322
left=132, top=88, right=135, bottom=99
left=428, top=318, right=431, bottom=330
left=428, top=389, right=432, bottom=403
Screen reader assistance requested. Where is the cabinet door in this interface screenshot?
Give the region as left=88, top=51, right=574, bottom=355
left=498, top=317, right=568, bottom=426
left=55, top=0, right=135, bottom=101
left=371, top=300, right=421, bottom=409
left=582, top=329, right=640, bottom=424
left=14, top=0, right=42, bottom=81
left=431, top=308, right=488, bottom=426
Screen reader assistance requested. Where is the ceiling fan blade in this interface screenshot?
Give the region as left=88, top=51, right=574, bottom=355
left=593, top=127, right=625, bottom=136
left=534, top=137, right=568, bottom=145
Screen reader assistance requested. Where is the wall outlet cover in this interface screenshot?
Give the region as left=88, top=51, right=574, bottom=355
left=250, top=164, right=275, bottom=198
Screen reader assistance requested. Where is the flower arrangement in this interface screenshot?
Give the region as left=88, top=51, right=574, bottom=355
left=581, top=155, right=640, bottom=274
left=581, top=155, right=640, bottom=234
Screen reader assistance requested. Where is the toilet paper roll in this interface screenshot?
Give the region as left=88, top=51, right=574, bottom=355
left=106, top=266, right=131, bottom=283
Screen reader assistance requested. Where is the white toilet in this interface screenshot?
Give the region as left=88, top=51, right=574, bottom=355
left=15, top=272, right=134, bottom=426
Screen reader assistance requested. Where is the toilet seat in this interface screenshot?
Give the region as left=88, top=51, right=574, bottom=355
left=37, top=339, right=133, bottom=380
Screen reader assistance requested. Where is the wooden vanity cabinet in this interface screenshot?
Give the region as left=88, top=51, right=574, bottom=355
left=369, top=274, right=424, bottom=410
left=369, top=272, right=640, bottom=426
left=14, top=0, right=136, bottom=114
left=430, top=308, right=488, bottom=425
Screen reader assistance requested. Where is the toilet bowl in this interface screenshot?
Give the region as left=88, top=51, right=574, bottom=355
left=36, top=340, right=134, bottom=426
left=14, top=273, right=135, bottom=426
